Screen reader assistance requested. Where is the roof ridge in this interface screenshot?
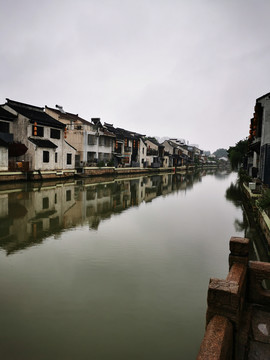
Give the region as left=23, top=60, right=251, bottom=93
left=6, top=98, right=44, bottom=112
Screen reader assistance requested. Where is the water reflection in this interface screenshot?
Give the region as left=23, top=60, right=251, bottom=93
left=0, top=170, right=247, bottom=360
left=0, top=170, right=217, bottom=255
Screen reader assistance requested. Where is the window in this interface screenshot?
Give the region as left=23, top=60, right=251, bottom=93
left=66, top=190, right=71, bottom=201
left=87, top=152, right=96, bottom=162
left=55, top=152, right=58, bottom=163
left=43, top=151, right=49, bottom=163
left=50, top=128, right=61, bottom=139
left=99, top=136, right=111, bottom=147
left=67, top=153, right=72, bottom=165
left=0, top=121, right=9, bottom=133
left=99, top=136, right=104, bottom=146
left=32, top=125, right=44, bottom=137
left=43, top=197, right=49, bottom=209
left=88, top=135, right=97, bottom=145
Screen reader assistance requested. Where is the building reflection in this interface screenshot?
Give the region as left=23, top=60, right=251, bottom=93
left=0, top=170, right=221, bottom=255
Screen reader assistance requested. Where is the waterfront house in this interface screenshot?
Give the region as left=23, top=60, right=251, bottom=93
left=0, top=138, right=8, bottom=171
left=0, top=106, right=17, bottom=171
left=247, top=92, right=270, bottom=184
left=2, top=99, right=76, bottom=175
left=45, top=106, right=115, bottom=166
left=186, top=145, right=202, bottom=164
left=103, top=123, right=147, bottom=167
left=162, top=139, right=188, bottom=166
left=145, top=137, right=168, bottom=168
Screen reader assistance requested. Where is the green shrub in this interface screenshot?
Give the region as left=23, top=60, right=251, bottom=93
left=97, top=160, right=105, bottom=168
left=257, top=189, right=270, bottom=210
left=238, top=168, right=252, bottom=184
left=106, top=159, right=114, bottom=167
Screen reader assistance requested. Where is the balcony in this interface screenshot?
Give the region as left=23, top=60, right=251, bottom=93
left=124, top=146, right=132, bottom=153
left=147, top=148, right=158, bottom=156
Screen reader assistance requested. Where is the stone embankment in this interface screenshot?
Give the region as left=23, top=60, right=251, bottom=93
left=0, top=164, right=217, bottom=183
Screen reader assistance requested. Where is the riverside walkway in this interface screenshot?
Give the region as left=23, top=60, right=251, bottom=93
left=197, top=237, right=270, bottom=360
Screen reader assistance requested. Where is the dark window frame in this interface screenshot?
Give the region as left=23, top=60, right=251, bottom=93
left=67, top=153, right=72, bottom=165
left=43, top=151, right=49, bottom=163
left=50, top=128, right=61, bottom=139
left=0, top=121, right=9, bottom=133
left=32, top=125, right=44, bottom=137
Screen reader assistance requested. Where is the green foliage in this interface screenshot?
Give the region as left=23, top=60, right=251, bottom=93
left=238, top=168, right=252, bottom=184
left=227, top=139, right=248, bottom=170
left=213, top=148, right=228, bottom=159
left=257, top=189, right=270, bottom=210
left=97, top=160, right=105, bottom=168
left=106, top=159, right=114, bottom=167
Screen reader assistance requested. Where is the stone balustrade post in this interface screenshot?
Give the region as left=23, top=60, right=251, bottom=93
left=197, top=237, right=250, bottom=360
left=248, top=261, right=270, bottom=306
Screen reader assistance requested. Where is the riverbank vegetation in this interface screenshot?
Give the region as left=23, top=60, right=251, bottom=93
left=227, top=139, right=248, bottom=170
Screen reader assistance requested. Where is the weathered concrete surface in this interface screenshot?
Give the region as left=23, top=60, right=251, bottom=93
left=248, top=261, right=270, bottom=306
left=198, top=237, right=270, bottom=359
left=197, top=315, right=233, bottom=360
left=251, top=307, right=270, bottom=344
left=229, top=237, right=250, bottom=256
left=207, top=262, right=247, bottom=327
left=248, top=341, right=270, bottom=359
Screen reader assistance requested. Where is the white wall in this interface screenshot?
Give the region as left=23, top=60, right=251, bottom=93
left=139, top=139, right=147, bottom=167
left=0, top=146, right=8, bottom=171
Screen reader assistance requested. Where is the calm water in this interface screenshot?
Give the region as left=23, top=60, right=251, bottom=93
left=0, top=170, right=251, bottom=359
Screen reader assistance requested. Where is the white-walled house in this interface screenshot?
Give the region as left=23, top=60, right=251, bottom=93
left=0, top=106, right=17, bottom=171
left=45, top=106, right=115, bottom=166
left=2, top=99, right=76, bottom=175
left=162, top=139, right=188, bottom=166
left=103, top=123, right=147, bottom=168
left=0, top=139, right=8, bottom=171
left=139, top=138, right=147, bottom=167
left=145, top=137, right=168, bottom=168
left=247, top=92, right=270, bottom=184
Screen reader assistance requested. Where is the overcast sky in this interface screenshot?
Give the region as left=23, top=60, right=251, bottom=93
left=1, top=0, right=270, bottom=152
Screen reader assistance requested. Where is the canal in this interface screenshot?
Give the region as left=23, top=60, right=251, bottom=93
left=0, top=170, right=264, bottom=359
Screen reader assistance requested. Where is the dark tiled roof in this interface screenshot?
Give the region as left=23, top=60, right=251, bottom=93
left=45, top=105, right=91, bottom=125
left=117, top=127, right=144, bottom=139
left=6, top=99, right=65, bottom=129
left=105, top=126, right=143, bottom=140
left=146, top=137, right=160, bottom=146
left=0, top=138, right=8, bottom=147
left=0, top=106, right=17, bottom=121
left=28, top=137, right=58, bottom=148
left=256, top=92, right=270, bottom=101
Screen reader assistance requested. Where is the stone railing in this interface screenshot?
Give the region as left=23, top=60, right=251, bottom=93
left=197, top=237, right=250, bottom=360
left=248, top=260, right=270, bottom=306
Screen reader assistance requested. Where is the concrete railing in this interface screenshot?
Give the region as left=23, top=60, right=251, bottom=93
left=197, top=237, right=250, bottom=360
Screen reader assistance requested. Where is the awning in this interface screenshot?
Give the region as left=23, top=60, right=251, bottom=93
left=8, top=142, right=28, bottom=157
